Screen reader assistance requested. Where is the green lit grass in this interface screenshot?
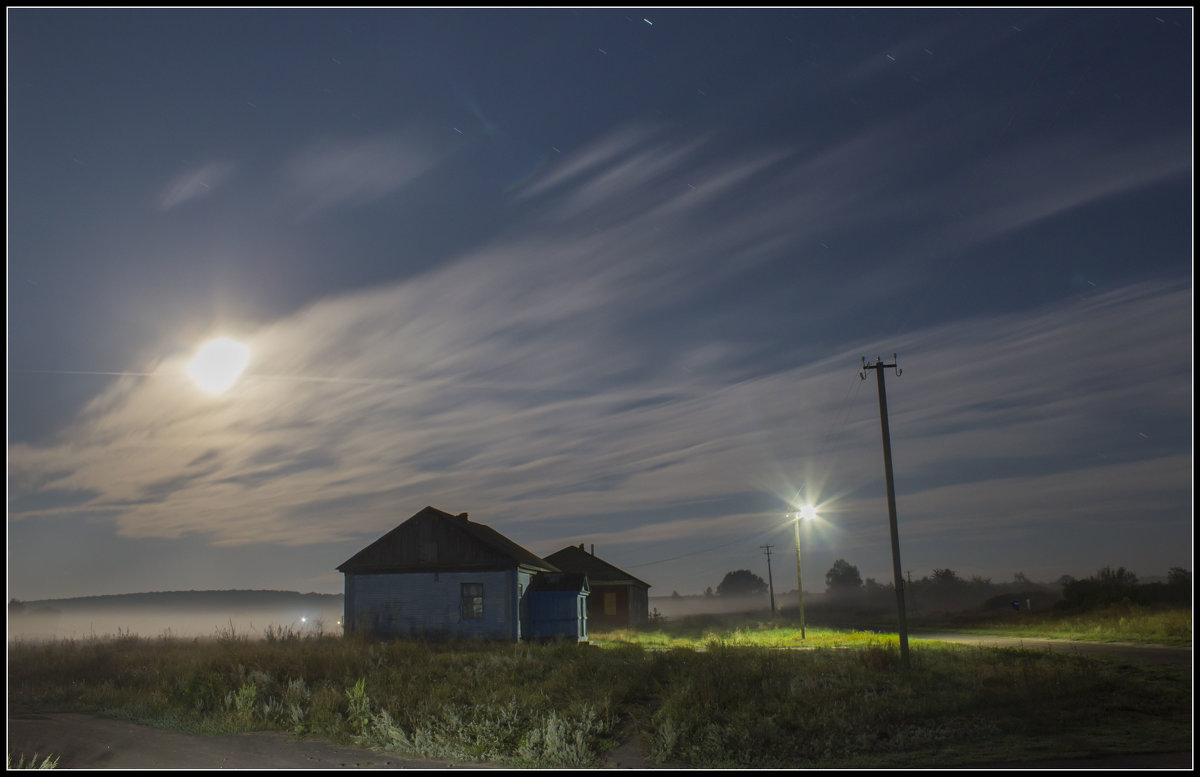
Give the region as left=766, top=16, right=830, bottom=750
left=592, top=623, right=890, bottom=650
left=593, top=604, right=1191, bottom=650
left=924, top=605, right=1191, bottom=647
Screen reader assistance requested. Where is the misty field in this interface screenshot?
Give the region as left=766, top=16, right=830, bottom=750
left=7, top=609, right=1191, bottom=769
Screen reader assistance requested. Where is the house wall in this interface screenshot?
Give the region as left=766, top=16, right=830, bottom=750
left=587, top=582, right=650, bottom=629
left=629, top=584, right=649, bottom=626
left=346, top=570, right=520, bottom=640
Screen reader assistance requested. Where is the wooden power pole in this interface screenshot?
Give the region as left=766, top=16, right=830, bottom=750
left=861, top=354, right=910, bottom=667
left=761, top=544, right=776, bottom=615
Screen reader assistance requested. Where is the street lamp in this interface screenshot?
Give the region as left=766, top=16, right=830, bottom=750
left=792, top=505, right=816, bottom=639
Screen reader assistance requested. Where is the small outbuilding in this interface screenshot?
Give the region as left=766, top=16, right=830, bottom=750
left=526, top=572, right=590, bottom=642
left=337, top=506, right=562, bottom=641
left=543, top=544, right=651, bottom=630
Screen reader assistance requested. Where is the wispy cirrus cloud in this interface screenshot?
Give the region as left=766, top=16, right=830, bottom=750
left=8, top=123, right=1190, bottom=586
left=283, top=132, right=444, bottom=216
left=157, top=161, right=236, bottom=211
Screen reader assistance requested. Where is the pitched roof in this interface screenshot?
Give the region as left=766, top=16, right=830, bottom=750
left=543, top=545, right=650, bottom=588
left=337, top=506, right=558, bottom=574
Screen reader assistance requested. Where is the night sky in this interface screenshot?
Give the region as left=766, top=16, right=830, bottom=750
left=7, top=9, right=1192, bottom=602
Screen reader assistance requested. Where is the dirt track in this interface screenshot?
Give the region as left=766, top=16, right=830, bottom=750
left=6, top=711, right=464, bottom=769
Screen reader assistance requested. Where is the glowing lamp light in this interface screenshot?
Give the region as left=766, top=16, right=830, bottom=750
left=187, top=337, right=250, bottom=394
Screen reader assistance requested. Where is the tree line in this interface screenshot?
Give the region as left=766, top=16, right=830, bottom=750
left=701, top=562, right=1191, bottom=614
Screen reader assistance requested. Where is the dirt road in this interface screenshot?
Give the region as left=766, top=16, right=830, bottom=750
left=6, top=711, right=471, bottom=769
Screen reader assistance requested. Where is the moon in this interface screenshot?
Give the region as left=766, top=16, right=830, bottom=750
left=187, top=337, right=250, bottom=394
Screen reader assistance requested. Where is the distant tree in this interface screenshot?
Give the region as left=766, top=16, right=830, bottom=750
left=671, top=590, right=682, bottom=599
left=825, top=559, right=863, bottom=594
left=704, top=587, right=715, bottom=599
left=1013, top=572, right=1031, bottom=586
left=864, top=577, right=887, bottom=593
left=716, top=570, right=768, bottom=597
left=9, top=598, right=25, bottom=615
left=1167, top=567, right=1191, bottom=587
left=931, top=568, right=963, bottom=587
left=1097, top=566, right=1138, bottom=586
left=1059, top=566, right=1140, bottom=611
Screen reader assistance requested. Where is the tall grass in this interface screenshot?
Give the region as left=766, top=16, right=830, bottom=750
left=7, top=629, right=637, bottom=766
left=640, top=641, right=1189, bottom=767
left=7, top=620, right=1190, bottom=768
left=7, top=752, right=60, bottom=769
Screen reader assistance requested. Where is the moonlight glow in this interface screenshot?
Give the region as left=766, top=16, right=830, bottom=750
left=187, top=337, right=250, bottom=394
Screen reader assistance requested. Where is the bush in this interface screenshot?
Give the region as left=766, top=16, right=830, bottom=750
left=1054, top=567, right=1189, bottom=612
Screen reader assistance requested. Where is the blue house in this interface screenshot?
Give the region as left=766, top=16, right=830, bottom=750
left=336, top=506, right=586, bottom=641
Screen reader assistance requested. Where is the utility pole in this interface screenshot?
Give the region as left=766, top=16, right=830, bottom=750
left=760, top=544, right=777, bottom=615
left=861, top=354, right=910, bottom=667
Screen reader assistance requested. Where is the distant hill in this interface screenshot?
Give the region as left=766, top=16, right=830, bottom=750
left=14, top=589, right=341, bottom=614
left=9, top=589, right=345, bottom=640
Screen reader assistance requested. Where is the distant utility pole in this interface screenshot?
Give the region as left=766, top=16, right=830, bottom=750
left=861, top=354, right=910, bottom=667
left=761, top=544, right=777, bottom=615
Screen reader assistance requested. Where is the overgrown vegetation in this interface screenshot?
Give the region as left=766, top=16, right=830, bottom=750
left=7, top=752, right=60, bottom=769
left=1055, top=566, right=1191, bottom=612
left=7, top=613, right=1191, bottom=768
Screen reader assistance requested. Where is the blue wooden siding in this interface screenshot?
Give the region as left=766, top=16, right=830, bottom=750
left=528, top=589, right=589, bottom=641
left=346, top=570, right=518, bottom=639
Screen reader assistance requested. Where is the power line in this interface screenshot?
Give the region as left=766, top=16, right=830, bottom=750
left=625, top=521, right=781, bottom=569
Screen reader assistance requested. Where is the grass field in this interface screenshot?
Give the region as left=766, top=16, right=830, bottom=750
left=608, top=603, right=1192, bottom=649
left=911, top=606, right=1192, bottom=647
left=7, top=607, right=1192, bottom=768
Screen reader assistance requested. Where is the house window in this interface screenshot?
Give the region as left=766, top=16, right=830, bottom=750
left=461, top=583, right=484, bottom=620
left=604, top=592, right=617, bottom=616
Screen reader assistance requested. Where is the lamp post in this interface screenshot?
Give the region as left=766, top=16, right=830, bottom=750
left=792, top=505, right=815, bottom=640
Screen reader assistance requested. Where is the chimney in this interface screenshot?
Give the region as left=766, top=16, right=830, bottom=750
left=579, top=543, right=584, bottom=550
left=457, top=512, right=469, bottom=521
left=590, top=544, right=595, bottom=555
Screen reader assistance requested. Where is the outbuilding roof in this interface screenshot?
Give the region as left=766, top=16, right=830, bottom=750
left=543, top=545, right=650, bottom=588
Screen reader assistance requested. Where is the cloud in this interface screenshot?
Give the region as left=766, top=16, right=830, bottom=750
left=157, top=162, right=236, bottom=211
left=8, top=277, right=1188, bottom=553
left=8, top=125, right=1190, bottom=579
left=283, top=132, right=443, bottom=216
left=924, top=131, right=1190, bottom=255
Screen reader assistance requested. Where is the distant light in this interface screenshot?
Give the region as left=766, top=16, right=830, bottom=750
left=301, top=616, right=307, bottom=623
